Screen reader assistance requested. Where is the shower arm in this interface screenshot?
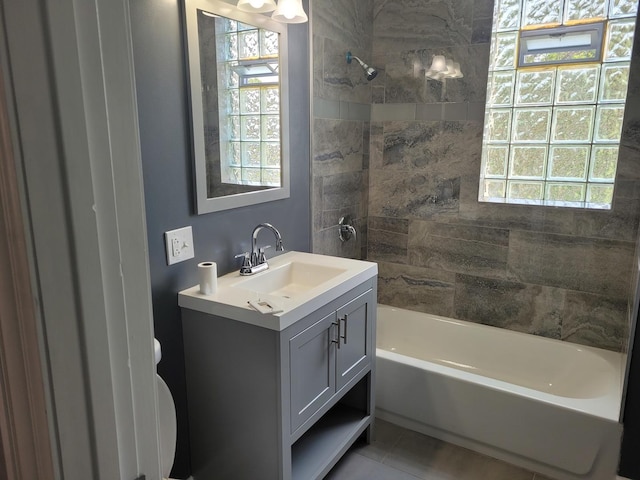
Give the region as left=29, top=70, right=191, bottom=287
left=346, top=51, right=368, bottom=69
left=346, top=51, right=378, bottom=81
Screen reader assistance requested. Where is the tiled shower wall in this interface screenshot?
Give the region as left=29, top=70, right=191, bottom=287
left=311, top=1, right=374, bottom=259
left=312, top=0, right=640, bottom=352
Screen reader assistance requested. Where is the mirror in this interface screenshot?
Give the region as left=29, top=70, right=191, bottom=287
left=184, top=0, right=290, bottom=213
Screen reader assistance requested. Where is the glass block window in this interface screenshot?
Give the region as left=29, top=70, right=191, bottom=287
left=479, top=0, right=638, bottom=209
left=216, top=19, right=281, bottom=187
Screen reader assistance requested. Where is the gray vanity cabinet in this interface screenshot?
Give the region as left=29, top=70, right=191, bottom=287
left=290, top=311, right=337, bottom=433
left=289, top=289, right=373, bottom=435
left=181, top=277, right=376, bottom=480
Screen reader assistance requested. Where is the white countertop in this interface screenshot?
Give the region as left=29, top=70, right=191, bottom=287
left=178, top=251, right=378, bottom=331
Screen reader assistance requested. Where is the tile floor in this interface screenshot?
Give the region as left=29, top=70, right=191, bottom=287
left=325, top=419, right=555, bottom=480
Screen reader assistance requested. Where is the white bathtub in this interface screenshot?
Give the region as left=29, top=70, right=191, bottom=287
left=375, top=305, right=625, bottom=480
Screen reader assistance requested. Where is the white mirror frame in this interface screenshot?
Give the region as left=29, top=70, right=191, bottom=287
left=183, top=0, right=291, bottom=213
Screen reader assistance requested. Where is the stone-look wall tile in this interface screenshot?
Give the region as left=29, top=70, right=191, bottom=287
left=454, top=274, right=564, bottom=337
left=473, top=0, right=495, bottom=19
left=458, top=176, right=549, bottom=231
left=360, top=192, right=369, bottom=259
left=369, top=122, right=384, bottom=169
left=560, top=291, right=627, bottom=351
left=571, top=200, right=640, bottom=242
left=323, top=37, right=373, bottom=103
left=616, top=179, right=640, bottom=200
left=443, top=103, right=467, bottom=121
left=313, top=225, right=362, bottom=259
left=368, top=228, right=408, bottom=264
left=441, top=44, right=491, bottom=103
left=362, top=121, right=371, bottom=156
left=372, top=85, right=385, bottom=104
left=416, top=103, right=444, bottom=121
left=323, top=171, right=364, bottom=211
left=621, top=118, right=640, bottom=157
left=373, top=0, right=474, bottom=52
left=369, top=169, right=460, bottom=220
left=409, top=220, right=509, bottom=279
left=416, top=220, right=510, bottom=245
left=361, top=170, right=369, bottom=247
left=369, top=216, right=409, bottom=234
left=382, top=121, right=440, bottom=168
left=322, top=207, right=366, bottom=230
left=312, top=34, right=325, bottom=99
left=383, top=52, right=444, bottom=104
left=313, top=0, right=373, bottom=62
left=371, top=104, right=417, bottom=122
left=377, top=261, right=456, bottom=317
left=471, top=17, right=493, bottom=44
left=341, top=102, right=372, bottom=121
left=312, top=175, right=324, bottom=233
left=381, top=121, right=483, bottom=177
left=508, top=231, right=635, bottom=299
left=313, top=118, right=363, bottom=177
left=471, top=0, right=495, bottom=44
left=617, top=145, right=640, bottom=181
left=314, top=98, right=341, bottom=119
left=467, top=102, right=485, bottom=122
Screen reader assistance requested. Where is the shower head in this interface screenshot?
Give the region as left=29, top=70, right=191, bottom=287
left=346, top=51, right=378, bottom=81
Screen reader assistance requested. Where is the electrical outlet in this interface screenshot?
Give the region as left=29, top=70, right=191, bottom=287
left=165, top=226, right=195, bottom=265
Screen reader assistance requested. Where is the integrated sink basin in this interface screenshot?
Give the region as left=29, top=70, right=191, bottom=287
left=178, top=251, right=378, bottom=331
left=231, top=261, right=347, bottom=298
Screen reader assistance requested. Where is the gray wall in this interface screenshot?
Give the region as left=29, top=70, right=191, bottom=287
left=312, top=0, right=640, bottom=353
left=130, top=1, right=310, bottom=476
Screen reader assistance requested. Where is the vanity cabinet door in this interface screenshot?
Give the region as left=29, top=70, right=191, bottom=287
left=335, top=289, right=373, bottom=391
left=289, top=312, right=336, bottom=433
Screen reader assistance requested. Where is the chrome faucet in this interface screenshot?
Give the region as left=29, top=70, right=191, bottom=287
left=237, top=223, right=284, bottom=275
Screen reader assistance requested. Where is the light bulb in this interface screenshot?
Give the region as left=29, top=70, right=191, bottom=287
left=237, top=0, right=276, bottom=13
left=430, top=55, right=446, bottom=73
left=271, top=0, right=308, bottom=23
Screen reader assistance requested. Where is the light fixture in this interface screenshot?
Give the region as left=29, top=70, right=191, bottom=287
left=428, top=55, right=446, bottom=73
left=444, top=59, right=455, bottom=76
left=272, top=0, right=308, bottom=23
left=236, top=0, right=277, bottom=13
left=450, top=61, right=463, bottom=78
left=425, top=55, right=463, bottom=81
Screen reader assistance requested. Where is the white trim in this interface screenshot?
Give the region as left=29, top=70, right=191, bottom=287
left=184, top=0, right=291, bottom=213
left=1, top=0, right=161, bottom=479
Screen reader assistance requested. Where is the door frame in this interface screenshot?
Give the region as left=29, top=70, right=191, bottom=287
left=0, top=0, right=161, bottom=478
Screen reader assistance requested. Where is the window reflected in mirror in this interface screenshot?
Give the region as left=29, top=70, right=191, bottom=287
left=198, top=11, right=281, bottom=195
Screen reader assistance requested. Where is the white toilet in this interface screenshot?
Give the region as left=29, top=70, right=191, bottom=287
left=154, top=339, right=177, bottom=480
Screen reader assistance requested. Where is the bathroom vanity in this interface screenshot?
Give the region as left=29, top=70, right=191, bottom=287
left=179, top=252, right=377, bottom=480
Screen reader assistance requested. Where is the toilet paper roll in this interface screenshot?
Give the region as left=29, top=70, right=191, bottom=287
left=198, top=261, right=217, bottom=295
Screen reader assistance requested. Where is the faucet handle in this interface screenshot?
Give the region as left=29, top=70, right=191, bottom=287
left=235, top=252, right=252, bottom=267
left=337, top=215, right=357, bottom=242
left=257, top=246, right=271, bottom=264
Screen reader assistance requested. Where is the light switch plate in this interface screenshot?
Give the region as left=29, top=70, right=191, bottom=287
left=165, top=226, right=195, bottom=265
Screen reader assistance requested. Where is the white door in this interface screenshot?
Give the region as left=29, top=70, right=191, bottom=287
left=0, top=0, right=162, bottom=478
